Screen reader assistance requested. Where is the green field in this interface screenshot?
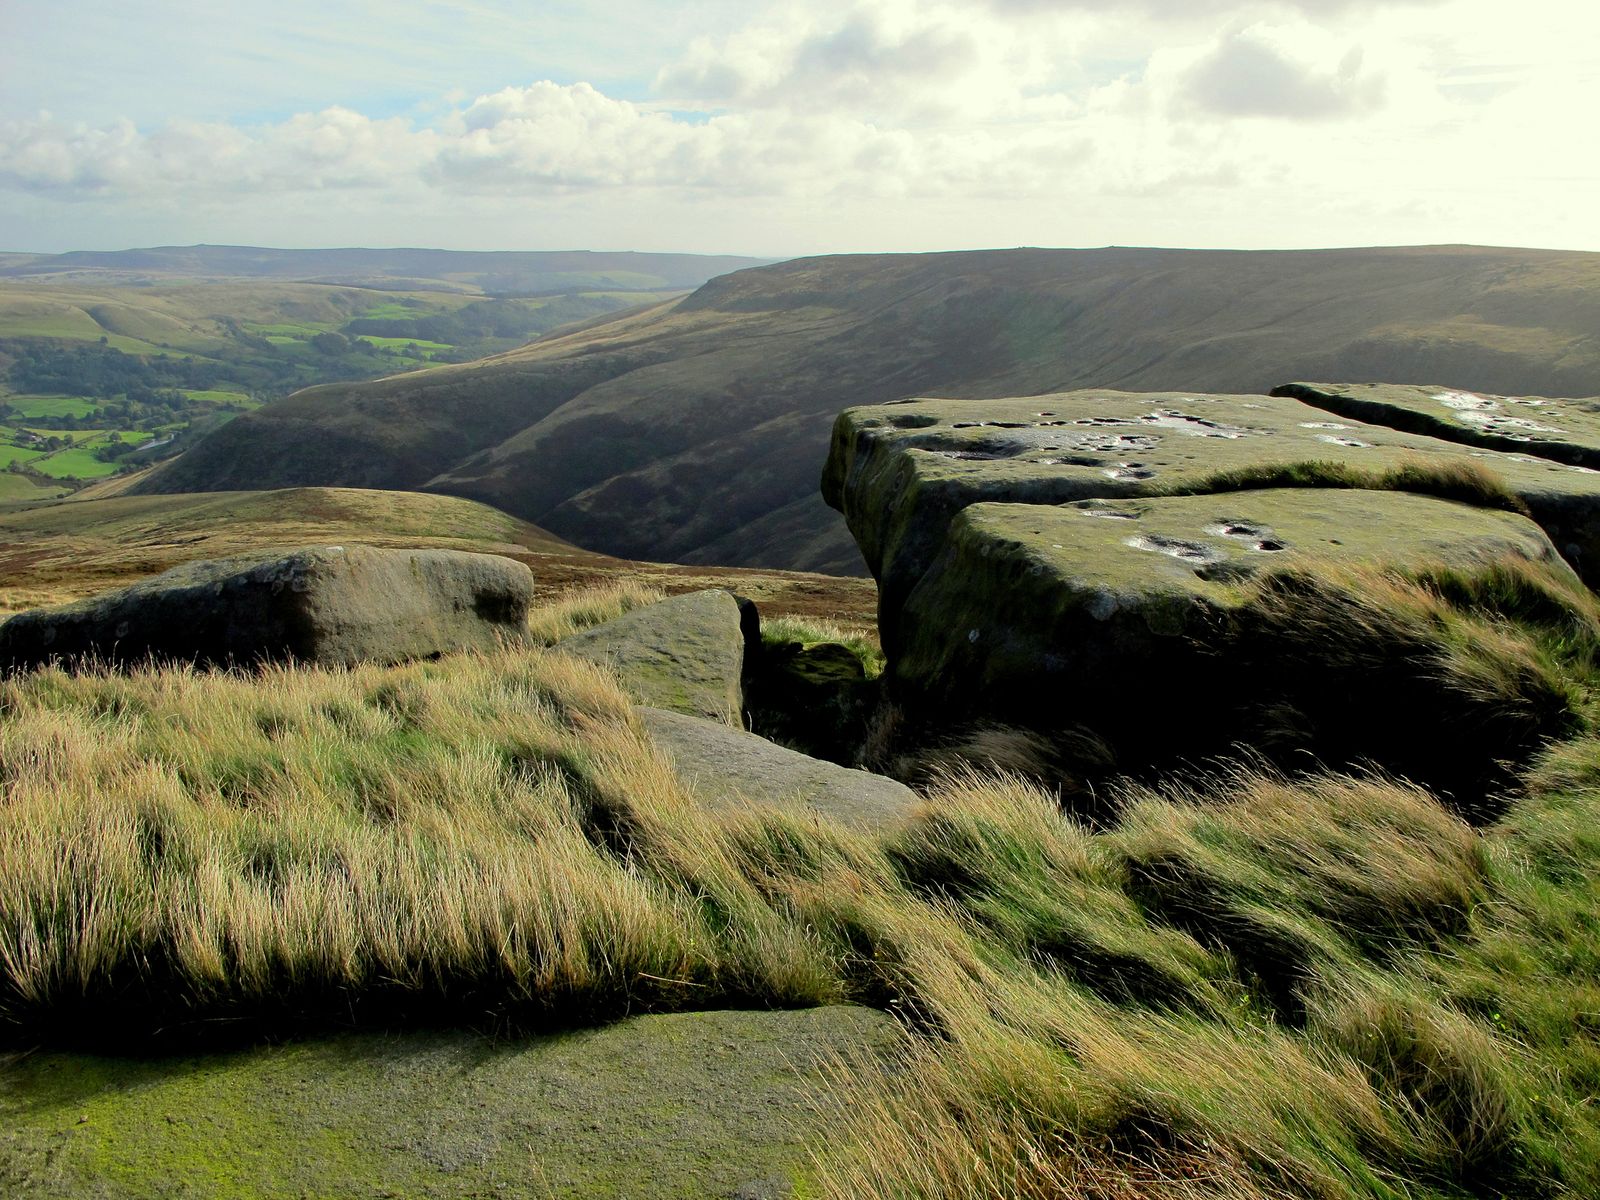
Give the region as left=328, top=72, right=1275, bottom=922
left=0, top=309, right=107, bottom=339
left=29, top=449, right=118, bottom=479
left=0, top=444, right=43, bottom=467
left=358, top=335, right=453, bottom=353
left=245, top=322, right=327, bottom=338
left=9, top=429, right=150, bottom=480
left=0, top=473, right=57, bottom=501
left=3, top=394, right=100, bottom=419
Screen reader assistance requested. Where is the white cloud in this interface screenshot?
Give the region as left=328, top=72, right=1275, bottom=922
left=654, top=1, right=1051, bottom=124
left=437, top=83, right=706, bottom=188
left=0, top=0, right=1595, bottom=254
left=1178, top=26, right=1388, bottom=119
left=0, top=109, right=436, bottom=196
left=977, top=0, right=1446, bottom=16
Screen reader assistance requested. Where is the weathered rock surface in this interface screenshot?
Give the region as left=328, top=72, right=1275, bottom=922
left=0, top=1006, right=901, bottom=1199
left=1274, top=381, right=1600, bottom=467
left=899, top=487, right=1568, bottom=714
left=0, top=544, right=533, bottom=672
left=823, top=390, right=1600, bottom=658
left=557, top=589, right=751, bottom=721
left=894, top=488, right=1578, bottom=806
left=641, top=706, right=918, bottom=831
left=747, top=640, right=875, bottom=765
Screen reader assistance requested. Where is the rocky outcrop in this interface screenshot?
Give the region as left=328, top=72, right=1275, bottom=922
left=641, top=707, right=918, bottom=831
left=823, top=390, right=1600, bottom=660
left=824, top=389, right=1600, bottom=808
left=0, top=545, right=533, bottom=671
left=1273, top=382, right=1600, bottom=468
left=898, top=487, right=1567, bottom=725
left=556, top=589, right=754, bottom=722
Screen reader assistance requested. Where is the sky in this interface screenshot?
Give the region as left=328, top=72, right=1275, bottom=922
left=2, top=0, right=1597, bottom=256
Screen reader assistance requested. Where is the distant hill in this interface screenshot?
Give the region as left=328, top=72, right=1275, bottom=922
left=0, top=245, right=775, bottom=295
left=135, top=245, right=1600, bottom=574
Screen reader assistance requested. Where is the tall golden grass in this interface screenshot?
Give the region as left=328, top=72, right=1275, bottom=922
left=0, top=580, right=1596, bottom=1196
left=0, top=645, right=840, bottom=1038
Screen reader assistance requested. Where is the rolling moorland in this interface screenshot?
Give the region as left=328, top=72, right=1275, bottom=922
left=0, top=246, right=769, bottom=504
left=131, top=244, right=1600, bottom=574
left=5, top=243, right=1600, bottom=1197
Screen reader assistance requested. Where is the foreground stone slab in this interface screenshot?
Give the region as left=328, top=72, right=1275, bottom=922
left=641, top=706, right=918, bottom=831
left=0, top=545, right=533, bottom=672
left=894, top=488, right=1577, bottom=806
left=0, top=1006, right=900, bottom=1199
left=823, top=390, right=1600, bottom=656
left=1274, top=381, right=1600, bottom=468
left=558, top=589, right=751, bottom=722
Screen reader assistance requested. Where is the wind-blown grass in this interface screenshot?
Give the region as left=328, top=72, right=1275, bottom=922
left=815, top=768, right=1600, bottom=1199
left=0, top=648, right=838, bottom=1041
left=524, top=579, right=667, bottom=644
left=2, top=587, right=1599, bottom=1195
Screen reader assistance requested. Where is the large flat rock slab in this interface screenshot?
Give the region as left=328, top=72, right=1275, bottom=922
left=0, top=1006, right=901, bottom=1199
left=1274, top=381, right=1600, bottom=467
left=0, top=544, right=533, bottom=672
left=894, top=488, right=1579, bottom=806
left=823, top=390, right=1600, bottom=656
left=557, top=589, right=751, bottom=722
left=641, top=706, right=918, bottom=832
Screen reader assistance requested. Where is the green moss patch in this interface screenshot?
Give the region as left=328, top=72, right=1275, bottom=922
left=0, top=1006, right=900, bottom=1199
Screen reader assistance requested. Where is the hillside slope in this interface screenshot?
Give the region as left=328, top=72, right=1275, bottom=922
left=136, top=245, right=1600, bottom=573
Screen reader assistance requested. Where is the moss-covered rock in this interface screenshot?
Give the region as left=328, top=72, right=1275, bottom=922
left=822, top=390, right=1600, bottom=660
left=893, top=489, right=1582, bottom=809
left=557, top=589, right=752, bottom=723
left=1273, top=381, right=1600, bottom=467
left=0, top=1006, right=901, bottom=1199
left=0, top=544, right=534, bottom=672
left=747, top=640, right=875, bottom=764
left=641, top=707, right=918, bottom=831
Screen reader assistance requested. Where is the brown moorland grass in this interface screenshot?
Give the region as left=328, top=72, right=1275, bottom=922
left=2, top=580, right=1600, bottom=1196
left=815, top=769, right=1600, bottom=1199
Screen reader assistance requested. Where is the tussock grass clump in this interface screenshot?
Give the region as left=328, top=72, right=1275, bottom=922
left=1313, top=977, right=1524, bottom=1187
left=817, top=769, right=1595, bottom=1199
left=524, top=579, right=666, bottom=644
left=0, top=648, right=840, bottom=1042
left=1112, top=771, right=1484, bottom=1017
left=1211, top=556, right=1594, bottom=816
left=886, top=771, right=1230, bottom=1011
left=1168, top=455, right=1531, bottom=517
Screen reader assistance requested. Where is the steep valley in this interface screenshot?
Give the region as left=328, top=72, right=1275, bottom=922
left=133, top=244, right=1600, bottom=573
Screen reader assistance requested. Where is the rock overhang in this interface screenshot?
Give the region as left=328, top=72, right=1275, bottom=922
left=824, top=389, right=1600, bottom=658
